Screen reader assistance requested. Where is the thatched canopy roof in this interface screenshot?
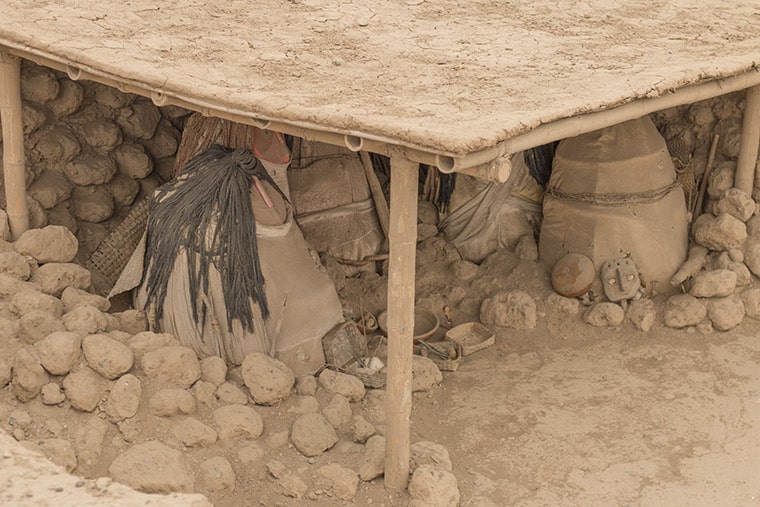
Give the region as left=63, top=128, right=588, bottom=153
left=1, top=0, right=759, bottom=164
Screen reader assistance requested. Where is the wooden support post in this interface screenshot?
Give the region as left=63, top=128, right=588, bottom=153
left=384, top=153, right=418, bottom=491
left=736, top=84, right=760, bottom=196
left=0, top=50, right=29, bottom=239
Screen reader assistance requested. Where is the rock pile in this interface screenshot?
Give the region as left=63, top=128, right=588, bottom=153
left=0, top=224, right=455, bottom=504
left=6, top=60, right=183, bottom=263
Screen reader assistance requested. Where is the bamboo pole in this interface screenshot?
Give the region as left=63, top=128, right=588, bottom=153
left=384, top=153, right=418, bottom=491
left=736, top=84, right=760, bottom=196
left=359, top=150, right=390, bottom=240
left=0, top=50, right=29, bottom=239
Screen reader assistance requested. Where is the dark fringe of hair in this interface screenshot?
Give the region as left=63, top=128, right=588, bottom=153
left=142, top=144, right=284, bottom=333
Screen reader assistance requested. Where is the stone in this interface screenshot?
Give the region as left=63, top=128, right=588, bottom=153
left=31, top=262, right=91, bottom=295
left=350, top=415, right=376, bottom=443
left=359, top=435, right=386, bottom=481
left=515, top=234, right=539, bottom=261
left=408, top=465, right=460, bottom=507
left=291, top=412, right=339, bottom=457
left=18, top=310, right=65, bottom=344
left=318, top=368, right=366, bottom=402
left=141, top=346, right=201, bottom=388
left=113, top=142, right=153, bottom=179
left=63, top=305, right=110, bottom=335
left=480, top=290, right=537, bottom=330
left=692, top=213, right=747, bottom=251
left=715, top=188, right=755, bottom=222
left=295, top=375, right=318, bottom=396
left=81, top=333, right=134, bottom=380
left=627, top=299, right=656, bottom=332
left=412, top=355, right=443, bottom=392
left=242, top=352, right=294, bottom=405
left=0, top=317, right=19, bottom=342
left=149, top=388, right=196, bottom=416
left=410, top=441, right=453, bottom=473
left=80, top=118, right=123, bottom=152
left=584, top=302, right=625, bottom=327
left=73, top=416, right=109, bottom=466
left=48, top=78, right=83, bottom=117
left=15, top=225, right=78, bottom=263
left=212, top=404, right=264, bottom=441
left=200, top=457, right=236, bottom=496
left=21, top=63, right=59, bottom=102
left=34, top=125, right=80, bottom=165
left=0, top=273, right=39, bottom=297
left=63, top=367, right=110, bottom=412
left=12, top=289, right=63, bottom=317
left=116, top=99, right=161, bottom=139
left=172, top=418, right=218, bottom=448
left=61, top=287, right=110, bottom=312
left=748, top=215, right=760, bottom=239
left=40, top=383, right=66, bottom=405
left=707, top=161, right=736, bottom=200
left=278, top=472, right=308, bottom=499
left=742, top=288, right=760, bottom=320
left=744, top=242, right=760, bottom=277
left=64, top=153, right=118, bottom=186
left=0, top=251, right=32, bottom=280
left=215, top=382, right=248, bottom=405
left=726, top=261, right=752, bottom=286
left=108, top=172, right=141, bottom=206
left=26, top=196, right=49, bottom=229
left=200, top=356, right=227, bottom=387
left=140, top=119, right=181, bottom=159
left=189, top=381, right=216, bottom=410
left=708, top=296, right=745, bottom=332
left=104, top=373, right=142, bottom=421
left=689, top=269, right=737, bottom=298
left=70, top=185, right=115, bottom=223
left=323, top=394, right=352, bottom=427
left=29, top=170, right=73, bottom=210
left=12, top=349, right=49, bottom=402
left=109, top=441, right=195, bottom=494
left=47, top=203, right=78, bottom=233
left=663, top=294, right=707, bottom=329
left=23, top=102, right=47, bottom=134
left=114, top=310, right=148, bottom=335
left=319, top=463, right=359, bottom=500
left=91, top=82, right=133, bottom=108
left=36, top=331, right=82, bottom=375
left=128, top=330, right=176, bottom=355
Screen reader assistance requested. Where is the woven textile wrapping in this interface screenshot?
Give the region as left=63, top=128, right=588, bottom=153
left=112, top=146, right=343, bottom=374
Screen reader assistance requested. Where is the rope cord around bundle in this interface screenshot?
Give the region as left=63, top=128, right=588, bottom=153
left=142, top=144, right=286, bottom=333
left=545, top=180, right=682, bottom=207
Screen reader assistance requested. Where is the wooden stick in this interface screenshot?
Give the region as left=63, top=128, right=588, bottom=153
left=0, top=51, right=29, bottom=239
left=736, top=85, right=760, bottom=195
left=359, top=150, right=390, bottom=240
left=693, top=134, right=719, bottom=218
left=384, top=153, right=418, bottom=491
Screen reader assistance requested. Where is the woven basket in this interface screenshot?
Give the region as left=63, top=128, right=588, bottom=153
left=86, top=197, right=149, bottom=296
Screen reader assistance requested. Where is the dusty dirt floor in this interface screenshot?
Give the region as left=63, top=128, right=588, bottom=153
left=3, top=237, right=760, bottom=506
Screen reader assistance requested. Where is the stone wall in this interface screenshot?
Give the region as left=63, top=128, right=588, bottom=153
left=0, top=59, right=186, bottom=263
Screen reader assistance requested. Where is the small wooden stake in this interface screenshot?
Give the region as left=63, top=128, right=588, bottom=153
left=0, top=50, right=29, bottom=239
left=384, top=153, right=418, bottom=491
left=359, top=150, right=391, bottom=240
left=735, top=84, right=760, bottom=196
